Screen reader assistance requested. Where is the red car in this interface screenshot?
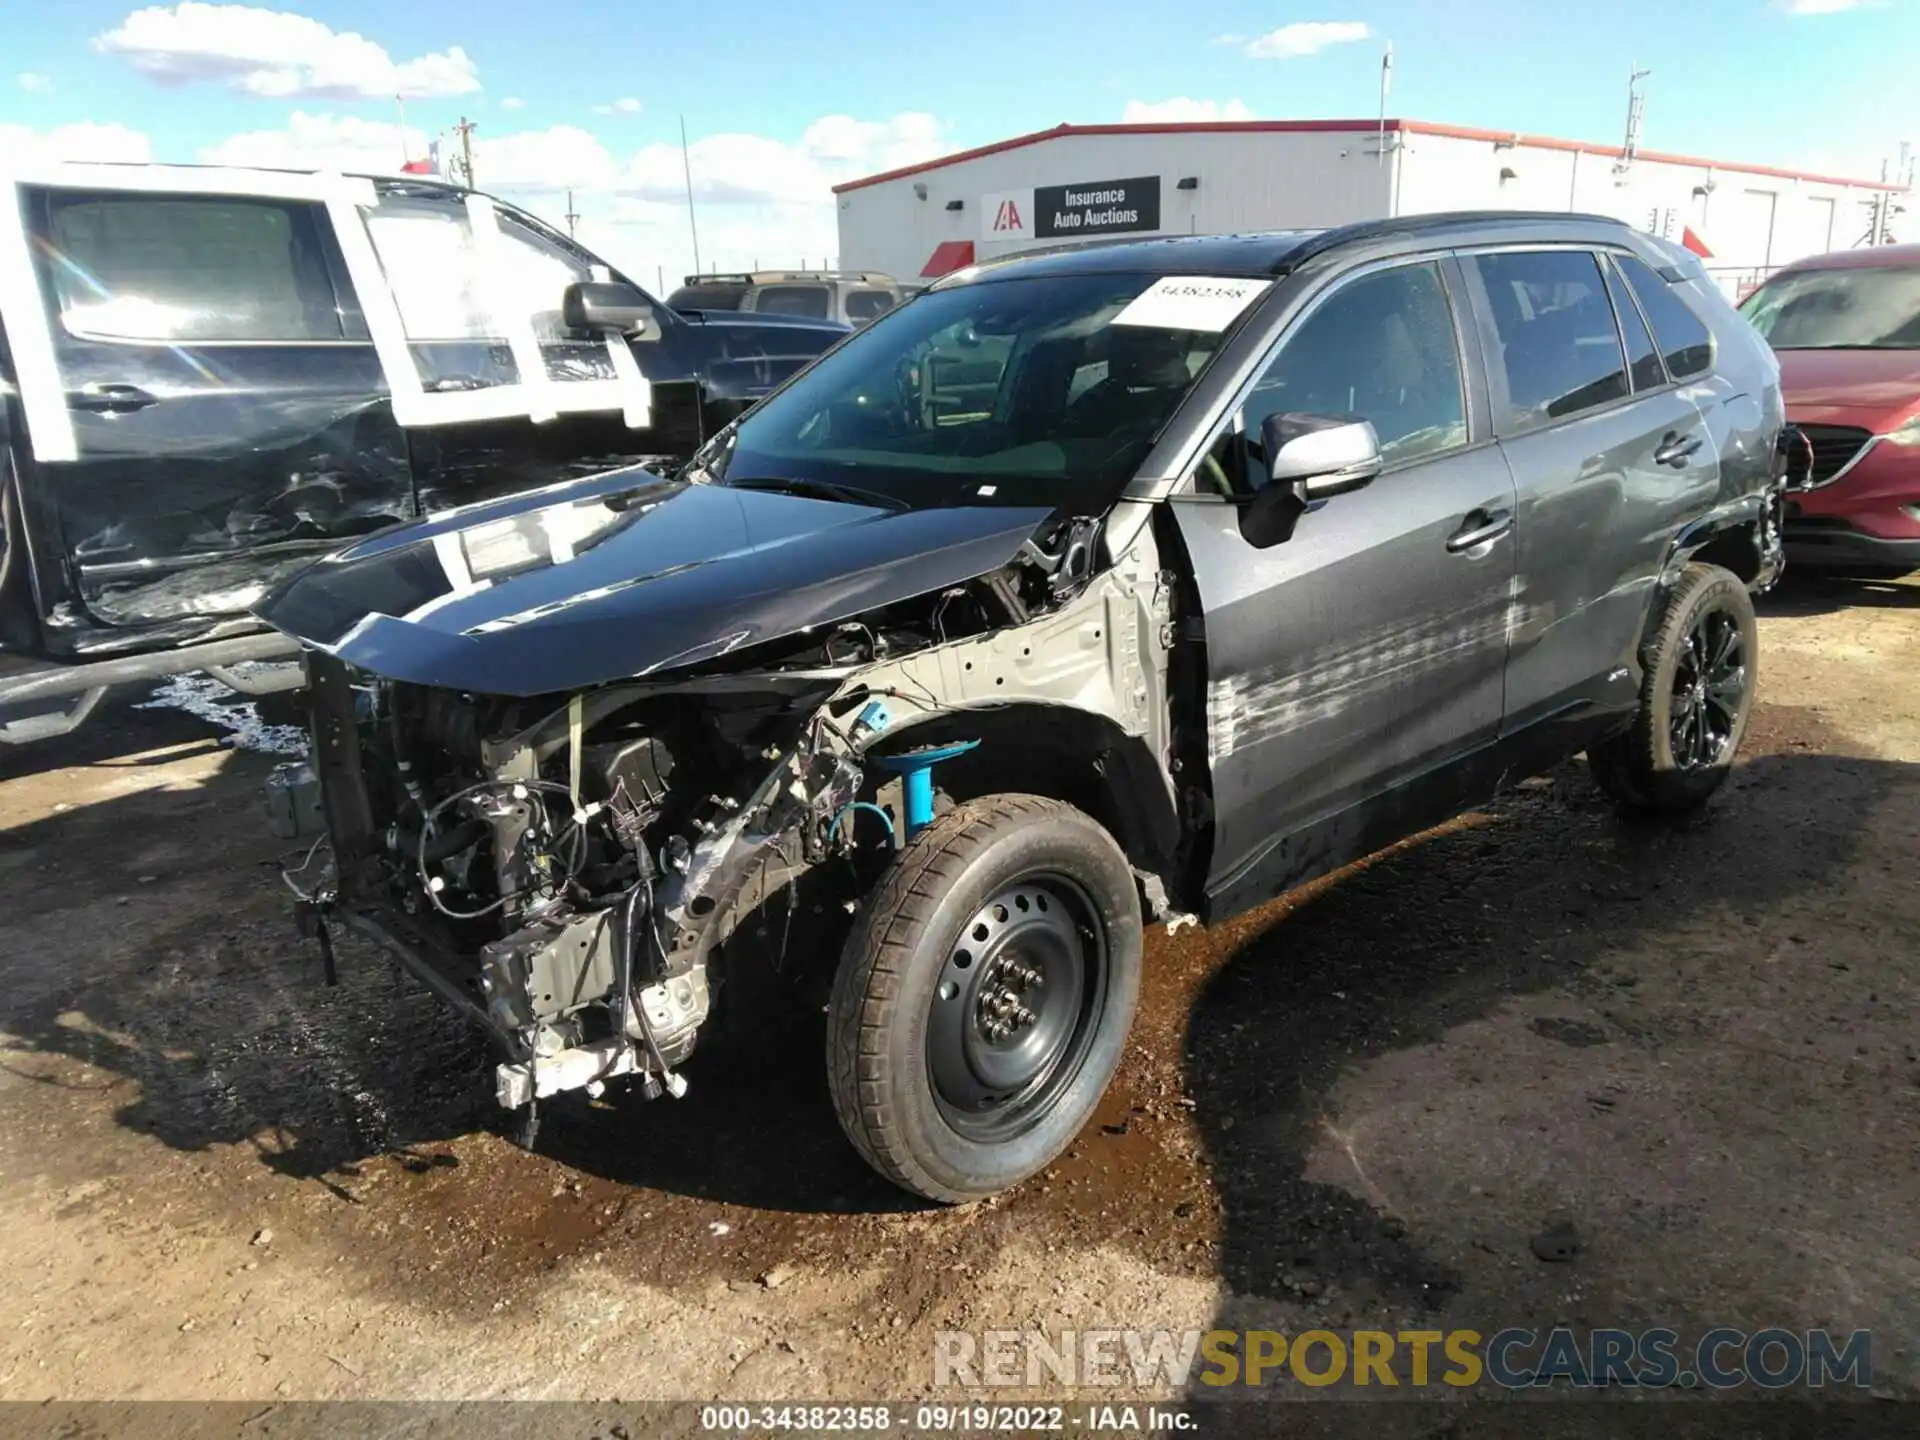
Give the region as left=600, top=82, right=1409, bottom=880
left=1738, top=244, right=1920, bottom=575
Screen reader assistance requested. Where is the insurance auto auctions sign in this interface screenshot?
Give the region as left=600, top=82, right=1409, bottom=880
left=981, top=176, right=1162, bottom=241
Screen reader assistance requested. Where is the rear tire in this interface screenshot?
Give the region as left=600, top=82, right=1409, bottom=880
left=826, top=794, right=1142, bottom=1203
left=1588, top=562, right=1757, bottom=815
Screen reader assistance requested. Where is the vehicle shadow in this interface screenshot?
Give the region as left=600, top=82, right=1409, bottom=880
left=1757, top=569, right=1918, bottom=616
left=1176, top=729, right=1916, bottom=1415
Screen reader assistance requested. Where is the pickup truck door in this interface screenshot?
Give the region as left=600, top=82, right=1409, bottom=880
left=0, top=166, right=663, bottom=646
left=1169, top=257, right=1518, bottom=920
left=0, top=170, right=412, bottom=646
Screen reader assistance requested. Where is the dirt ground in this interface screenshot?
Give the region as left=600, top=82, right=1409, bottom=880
left=1, top=573, right=1916, bottom=1423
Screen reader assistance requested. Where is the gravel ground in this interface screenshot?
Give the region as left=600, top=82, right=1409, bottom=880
left=0, top=572, right=1915, bottom=1429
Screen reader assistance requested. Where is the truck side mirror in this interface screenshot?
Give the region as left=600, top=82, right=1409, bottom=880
left=563, top=281, right=655, bottom=334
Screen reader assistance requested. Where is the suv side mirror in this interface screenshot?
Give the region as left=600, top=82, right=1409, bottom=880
left=1238, top=412, right=1384, bottom=549
left=563, top=281, right=654, bottom=334
left=1263, top=411, right=1383, bottom=497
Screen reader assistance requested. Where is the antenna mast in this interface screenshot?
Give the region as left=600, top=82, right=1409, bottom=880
left=680, top=115, right=703, bottom=277
left=564, top=189, right=581, bottom=238
left=1616, top=65, right=1650, bottom=176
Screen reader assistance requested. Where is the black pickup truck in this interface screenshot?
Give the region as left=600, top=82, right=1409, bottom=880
left=0, top=163, right=848, bottom=743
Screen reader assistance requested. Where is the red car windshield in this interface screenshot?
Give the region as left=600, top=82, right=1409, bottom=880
left=1739, top=264, right=1920, bottom=350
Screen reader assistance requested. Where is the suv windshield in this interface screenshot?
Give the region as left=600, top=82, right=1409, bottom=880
left=688, top=272, right=1248, bottom=510
left=1738, top=264, right=1920, bottom=350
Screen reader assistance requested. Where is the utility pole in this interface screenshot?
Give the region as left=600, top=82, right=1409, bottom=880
left=564, top=189, right=580, bottom=238
left=680, top=115, right=703, bottom=277
left=454, top=116, right=477, bottom=189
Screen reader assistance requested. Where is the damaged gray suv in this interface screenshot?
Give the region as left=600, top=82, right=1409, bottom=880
left=264, top=212, right=1795, bottom=1202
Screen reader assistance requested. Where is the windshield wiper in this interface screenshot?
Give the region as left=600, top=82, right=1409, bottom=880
left=725, top=475, right=900, bottom=508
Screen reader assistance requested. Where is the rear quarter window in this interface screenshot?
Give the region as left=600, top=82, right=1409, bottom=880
left=1616, top=253, right=1714, bottom=380
left=752, top=284, right=832, bottom=318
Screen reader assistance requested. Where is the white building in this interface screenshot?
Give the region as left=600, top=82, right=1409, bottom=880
left=834, top=119, right=1909, bottom=299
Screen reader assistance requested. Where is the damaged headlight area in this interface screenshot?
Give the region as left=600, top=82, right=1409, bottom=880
left=291, top=515, right=1108, bottom=1119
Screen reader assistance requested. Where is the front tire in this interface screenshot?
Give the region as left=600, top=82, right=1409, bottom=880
left=1588, top=562, right=1758, bottom=815
left=826, top=794, right=1142, bottom=1203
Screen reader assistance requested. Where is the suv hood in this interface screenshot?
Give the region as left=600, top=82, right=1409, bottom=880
left=256, top=465, right=1053, bottom=696
left=1778, top=348, right=1920, bottom=425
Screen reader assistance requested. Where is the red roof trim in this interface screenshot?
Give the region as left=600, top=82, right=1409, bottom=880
left=831, top=118, right=1905, bottom=196
left=920, top=239, right=975, bottom=278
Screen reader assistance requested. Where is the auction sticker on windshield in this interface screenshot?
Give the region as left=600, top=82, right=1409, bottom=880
left=1112, top=276, right=1271, bottom=332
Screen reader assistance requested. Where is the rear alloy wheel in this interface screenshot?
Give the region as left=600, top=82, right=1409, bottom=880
left=1589, top=562, right=1758, bottom=815
left=827, top=794, right=1142, bottom=1203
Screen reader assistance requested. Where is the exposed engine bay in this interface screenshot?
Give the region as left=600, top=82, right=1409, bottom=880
left=291, top=507, right=1181, bottom=1118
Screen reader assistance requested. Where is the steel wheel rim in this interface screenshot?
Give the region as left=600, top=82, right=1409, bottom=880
left=926, top=875, right=1108, bottom=1143
left=1670, top=606, right=1746, bottom=773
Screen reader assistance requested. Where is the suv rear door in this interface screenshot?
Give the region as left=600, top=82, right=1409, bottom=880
left=1457, top=246, right=1719, bottom=734
left=3, top=171, right=409, bottom=646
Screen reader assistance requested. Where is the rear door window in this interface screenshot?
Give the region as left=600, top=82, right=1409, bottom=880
left=845, top=288, right=895, bottom=323
left=753, top=284, right=832, bottom=318
left=46, top=193, right=344, bottom=343
left=1615, top=253, right=1714, bottom=379
left=1471, top=250, right=1630, bottom=433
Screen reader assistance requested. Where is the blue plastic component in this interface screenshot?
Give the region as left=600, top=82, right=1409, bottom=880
left=853, top=697, right=894, bottom=738
left=875, top=740, right=980, bottom=838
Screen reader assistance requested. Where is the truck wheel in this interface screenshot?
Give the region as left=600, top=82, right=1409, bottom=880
left=826, top=794, right=1142, bottom=1203
left=1588, top=562, right=1758, bottom=815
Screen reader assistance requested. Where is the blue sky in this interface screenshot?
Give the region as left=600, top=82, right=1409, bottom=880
left=3, top=1, right=1913, bottom=283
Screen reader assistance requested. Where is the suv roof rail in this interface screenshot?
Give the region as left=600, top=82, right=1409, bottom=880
left=681, top=270, right=899, bottom=286
left=1274, top=209, right=1635, bottom=274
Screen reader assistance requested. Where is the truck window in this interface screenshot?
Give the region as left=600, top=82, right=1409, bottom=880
left=845, top=289, right=895, bottom=323
left=753, top=284, right=832, bottom=318
left=44, top=193, right=344, bottom=343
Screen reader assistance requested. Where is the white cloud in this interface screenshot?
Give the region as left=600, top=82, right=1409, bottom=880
left=573, top=112, right=950, bottom=292
left=1121, top=97, right=1255, bottom=124
left=185, top=109, right=948, bottom=294
left=17, top=72, right=54, bottom=93
left=94, top=3, right=480, bottom=100
left=0, top=121, right=152, bottom=165
left=500, top=96, right=524, bottom=110
left=198, top=112, right=620, bottom=191
left=1780, top=0, right=1880, bottom=11
left=614, top=97, right=640, bottom=114
left=200, top=110, right=427, bottom=172
left=1242, top=21, right=1371, bottom=58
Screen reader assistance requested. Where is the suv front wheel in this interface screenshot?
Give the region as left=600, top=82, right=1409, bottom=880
left=1588, top=562, right=1758, bottom=814
left=826, top=794, right=1142, bottom=1203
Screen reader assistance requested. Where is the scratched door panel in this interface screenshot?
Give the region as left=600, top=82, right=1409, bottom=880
left=1173, top=444, right=1518, bottom=906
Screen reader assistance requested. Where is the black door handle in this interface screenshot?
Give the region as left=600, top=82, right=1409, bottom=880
left=1446, top=507, right=1513, bottom=553
left=1654, top=431, right=1703, bottom=468
left=67, top=383, right=159, bottom=414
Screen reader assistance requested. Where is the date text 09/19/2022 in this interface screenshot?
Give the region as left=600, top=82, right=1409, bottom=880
left=698, top=1404, right=1196, bottom=1433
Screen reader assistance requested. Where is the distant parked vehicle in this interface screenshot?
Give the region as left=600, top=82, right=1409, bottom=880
left=666, top=270, right=906, bottom=327
left=1739, top=244, right=1920, bottom=576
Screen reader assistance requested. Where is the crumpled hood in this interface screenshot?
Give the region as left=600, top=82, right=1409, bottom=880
left=256, top=464, right=1054, bottom=696
left=1778, top=348, right=1920, bottom=427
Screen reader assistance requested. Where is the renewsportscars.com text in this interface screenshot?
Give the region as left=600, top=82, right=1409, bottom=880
left=934, top=1326, right=1873, bottom=1391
